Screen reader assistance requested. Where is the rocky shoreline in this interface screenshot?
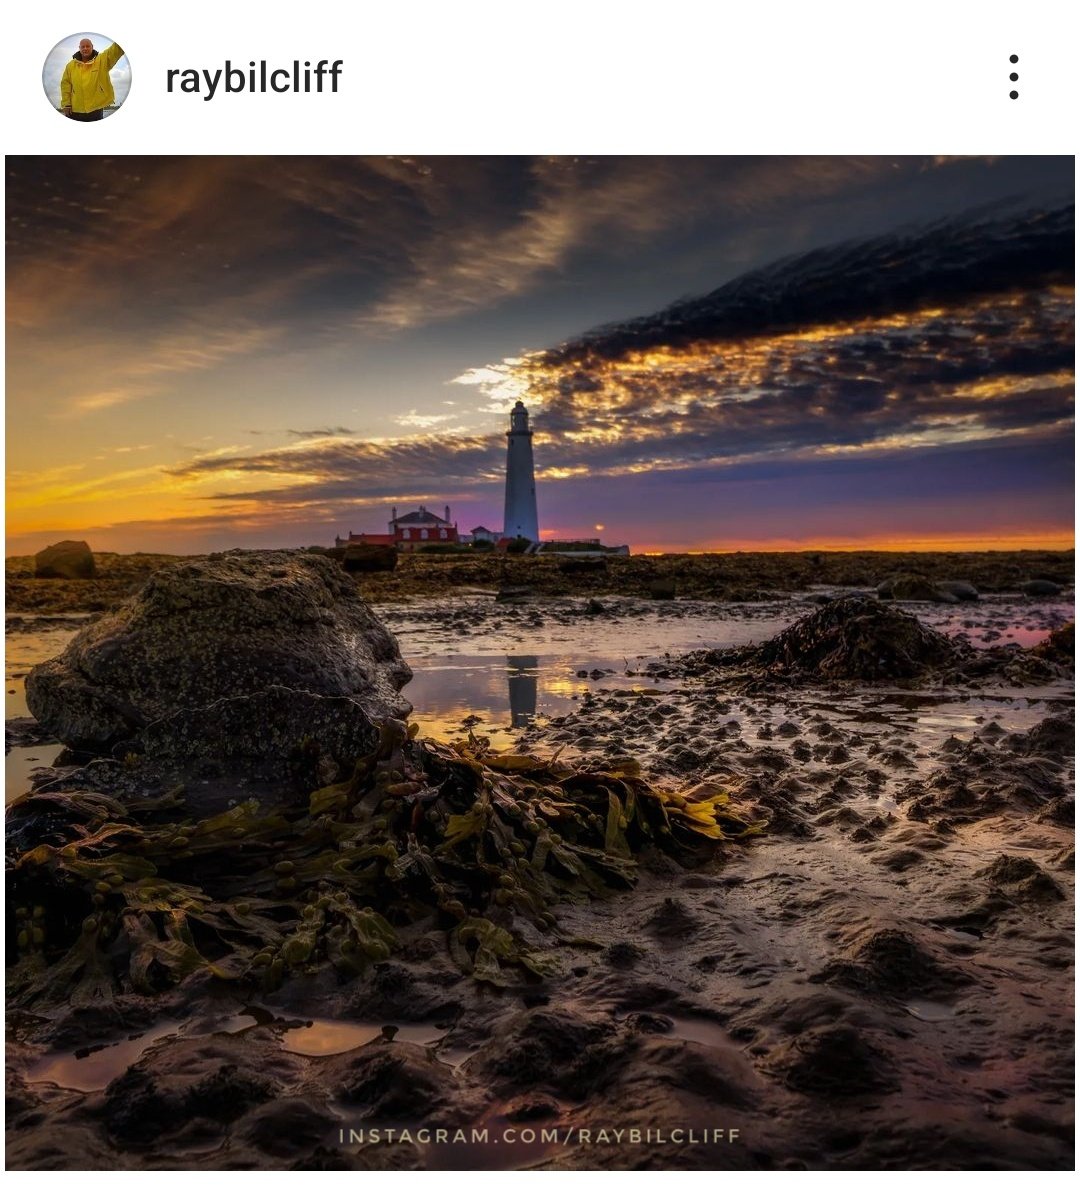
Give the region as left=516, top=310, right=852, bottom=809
left=5, top=551, right=1074, bottom=1170
left=6, top=547, right=1074, bottom=614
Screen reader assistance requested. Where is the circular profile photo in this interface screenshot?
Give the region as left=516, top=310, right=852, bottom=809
left=42, top=33, right=130, bottom=121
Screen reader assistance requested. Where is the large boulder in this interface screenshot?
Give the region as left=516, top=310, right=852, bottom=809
left=34, top=540, right=96, bottom=579
left=25, top=550, right=412, bottom=776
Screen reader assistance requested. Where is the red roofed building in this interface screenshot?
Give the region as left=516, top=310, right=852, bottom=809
left=335, top=505, right=461, bottom=551
left=335, top=532, right=395, bottom=547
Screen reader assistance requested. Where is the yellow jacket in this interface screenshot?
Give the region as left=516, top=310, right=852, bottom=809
left=60, top=44, right=125, bottom=113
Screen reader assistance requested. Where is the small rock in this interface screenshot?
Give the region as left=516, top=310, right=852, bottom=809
left=811, top=927, right=968, bottom=996
left=645, top=897, right=700, bottom=937
left=937, top=580, right=980, bottom=602
left=495, top=585, right=535, bottom=603
left=185, top=1064, right=277, bottom=1122
left=1023, top=579, right=1062, bottom=597
left=877, top=573, right=957, bottom=603
left=605, top=941, right=645, bottom=968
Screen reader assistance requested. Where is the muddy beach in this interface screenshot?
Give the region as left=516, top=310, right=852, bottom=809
left=5, top=551, right=1074, bottom=1171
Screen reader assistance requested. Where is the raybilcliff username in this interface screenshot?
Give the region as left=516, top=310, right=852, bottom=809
left=167, top=61, right=343, bottom=100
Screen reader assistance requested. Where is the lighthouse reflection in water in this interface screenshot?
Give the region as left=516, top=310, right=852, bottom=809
left=403, top=653, right=586, bottom=742
left=506, top=656, right=539, bottom=726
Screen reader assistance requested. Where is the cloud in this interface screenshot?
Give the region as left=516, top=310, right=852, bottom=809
left=164, top=203, right=1073, bottom=521
left=394, top=410, right=457, bottom=429
left=7, top=156, right=972, bottom=349
left=532, top=203, right=1073, bottom=366
left=342, top=157, right=920, bottom=333
left=41, top=323, right=279, bottom=418
left=6, top=163, right=1072, bottom=551
left=474, top=204, right=1077, bottom=473
left=286, top=426, right=355, bottom=439
left=169, top=434, right=505, bottom=508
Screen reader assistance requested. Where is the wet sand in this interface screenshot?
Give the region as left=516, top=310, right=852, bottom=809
left=5, top=588, right=1074, bottom=1170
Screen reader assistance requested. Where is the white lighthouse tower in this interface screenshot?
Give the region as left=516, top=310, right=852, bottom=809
left=503, top=400, right=539, bottom=542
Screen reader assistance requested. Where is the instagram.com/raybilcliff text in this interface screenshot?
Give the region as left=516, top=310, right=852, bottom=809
left=338, top=1127, right=741, bottom=1147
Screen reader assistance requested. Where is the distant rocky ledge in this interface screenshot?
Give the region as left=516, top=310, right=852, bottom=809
left=5, top=547, right=1074, bottom=614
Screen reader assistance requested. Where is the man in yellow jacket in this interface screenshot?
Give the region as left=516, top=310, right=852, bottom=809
left=60, top=38, right=126, bottom=121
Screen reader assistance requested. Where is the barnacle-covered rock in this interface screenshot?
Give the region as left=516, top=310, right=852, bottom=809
left=25, top=550, right=412, bottom=772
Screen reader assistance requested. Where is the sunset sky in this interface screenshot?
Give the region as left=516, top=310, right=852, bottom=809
left=5, top=155, right=1074, bottom=555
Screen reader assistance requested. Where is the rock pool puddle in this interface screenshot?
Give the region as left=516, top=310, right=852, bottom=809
left=902, top=999, right=957, bottom=1022
left=23, top=996, right=740, bottom=1106
left=405, top=654, right=662, bottom=742
left=616, top=1009, right=736, bottom=1050
left=26, top=1008, right=453, bottom=1094
left=5, top=617, right=85, bottom=717
left=6, top=617, right=84, bottom=801
left=6, top=743, right=69, bottom=803
left=26, top=1020, right=184, bottom=1093
left=278, top=1016, right=446, bottom=1057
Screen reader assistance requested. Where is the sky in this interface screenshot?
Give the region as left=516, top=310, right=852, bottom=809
left=5, top=155, right=1074, bottom=555
left=40, top=33, right=131, bottom=115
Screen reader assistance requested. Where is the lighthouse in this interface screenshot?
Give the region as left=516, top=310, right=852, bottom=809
left=503, top=400, right=539, bottom=542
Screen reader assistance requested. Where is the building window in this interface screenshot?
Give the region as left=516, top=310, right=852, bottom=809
left=439, top=529, right=446, bottom=539
left=402, top=529, right=410, bottom=539
left=421, top=529, right=428, bottom=540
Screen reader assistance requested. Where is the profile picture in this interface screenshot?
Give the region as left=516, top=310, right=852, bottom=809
left=42, top=33, right=129, bottom=121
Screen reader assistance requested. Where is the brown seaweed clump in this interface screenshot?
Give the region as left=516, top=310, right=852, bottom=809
left=673, top=598, right=969, bottom=683
left=1033, top=621, right=1075, bottom=666
left=6, top=726, right=760, bottom=1008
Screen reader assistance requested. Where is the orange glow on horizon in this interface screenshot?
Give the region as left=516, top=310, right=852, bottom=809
left=630, top=532, right=1075, bottom=555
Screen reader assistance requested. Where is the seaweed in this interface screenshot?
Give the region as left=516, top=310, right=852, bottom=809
left=657, top=597, right=973, bottom=685
left=6, top=725, right=759, bottom=1004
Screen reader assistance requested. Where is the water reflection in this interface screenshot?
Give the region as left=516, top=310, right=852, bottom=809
left=406, top=652, right=623, bottom=741
left=506, top=655, right=538, bottom=726
left=6, top=743, right=67, bottom=804
left=27, top=1020, right=182, bottom=1093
